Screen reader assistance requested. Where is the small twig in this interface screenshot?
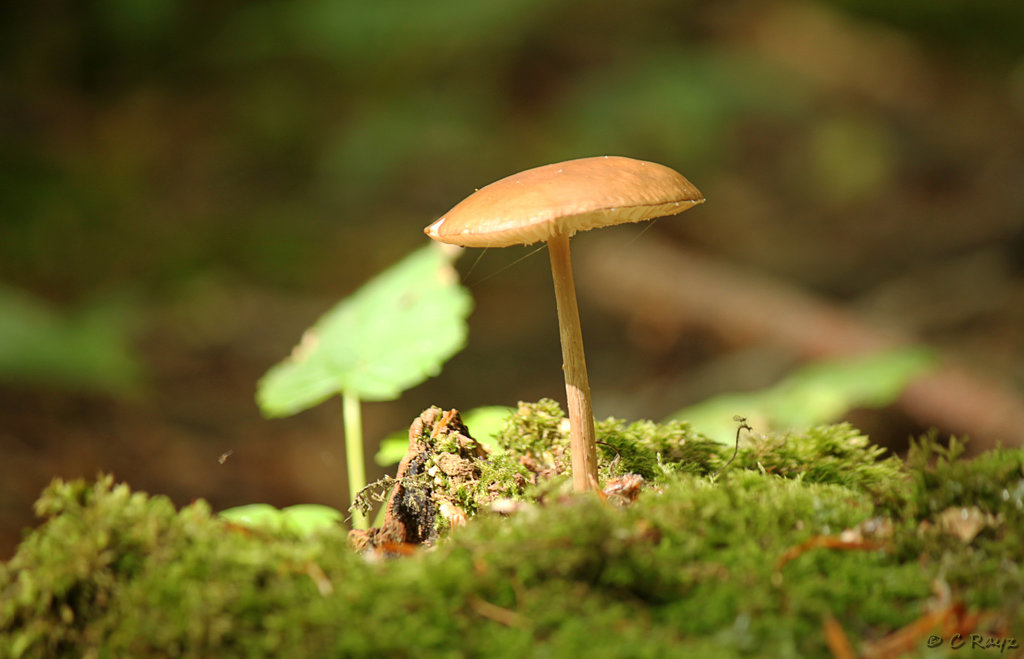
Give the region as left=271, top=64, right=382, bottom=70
left=714, top=416, right=749, bottom=477
left=305, top=562, right=334, bottom=596
left=823, top=616, right=857, bottom=659
left=776, top=535, right=883, bottom=570
left=595, top=440, right=621, bottom=463
left=467, top=595, right=529, bottom=628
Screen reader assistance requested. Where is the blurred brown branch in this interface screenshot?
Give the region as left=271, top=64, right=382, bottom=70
left=580, top=236, right=1024, bottom=450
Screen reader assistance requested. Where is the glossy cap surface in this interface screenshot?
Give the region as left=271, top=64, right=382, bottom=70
left=425, top=156, right=704, bottom=248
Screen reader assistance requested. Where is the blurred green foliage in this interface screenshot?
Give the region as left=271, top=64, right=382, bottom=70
left=834, top=0, right=1024, bottom=53
left=0, top=285, right=140, bottom=393
left=671, top=347, right=936, bottom=444
left=4, top=0, right=1022, bottom=298
left=218, top=503, right=343, bottom=536
left=2, top=0, right=1022, bottom=433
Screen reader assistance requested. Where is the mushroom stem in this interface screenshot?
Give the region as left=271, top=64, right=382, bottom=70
left=546, top=232, right=600, bottom=492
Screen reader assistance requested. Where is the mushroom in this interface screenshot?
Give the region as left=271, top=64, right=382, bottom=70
left=424, top=156, right=704, bottom=492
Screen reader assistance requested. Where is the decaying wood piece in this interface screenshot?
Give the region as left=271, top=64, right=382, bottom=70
left=349, top=407, right=487, bottom=553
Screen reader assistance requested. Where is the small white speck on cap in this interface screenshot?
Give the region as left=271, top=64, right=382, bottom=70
left=427, top=218, right=445, bottom=235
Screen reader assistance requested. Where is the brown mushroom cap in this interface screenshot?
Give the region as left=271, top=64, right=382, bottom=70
left=424, top=156, right=704, bottom=248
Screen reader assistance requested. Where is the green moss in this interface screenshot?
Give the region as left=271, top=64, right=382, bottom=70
left=730, top=423, right=907, bottom=504
left=905, top=433, right=1024, bottom=517
left=495, top=399, right=569, bottom=464
left=496, top=399, right=730, bottom=483
left=2, top=405, right=1023, bottom=657
left=595, top=417, right=724, bottom=480
left=498, top=400, right=905, bottom=495
left=896, top=433, right=1024, bottom=613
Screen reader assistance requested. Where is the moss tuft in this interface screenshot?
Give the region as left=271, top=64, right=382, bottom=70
left=3, top=404, right=1023, bottom=656
left=730, top=423, right=907, bottom=502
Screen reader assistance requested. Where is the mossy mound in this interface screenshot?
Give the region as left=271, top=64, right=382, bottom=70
left=2, top=401, right=1023, bottom=657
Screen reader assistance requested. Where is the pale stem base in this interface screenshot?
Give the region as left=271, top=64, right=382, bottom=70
left=547, top=233, right=600, bottom=492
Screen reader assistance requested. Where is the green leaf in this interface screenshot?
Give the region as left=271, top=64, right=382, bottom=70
left=256, top=243, right=472, bottom=417
left=669, top=347, right=936, bottom=444
left=219, top=503, right=343, bottom=536
left=375, top=405, right=512, bottom=467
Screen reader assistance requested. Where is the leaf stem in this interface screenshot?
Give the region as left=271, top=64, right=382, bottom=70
left=343, top=390, right=368, bottom=529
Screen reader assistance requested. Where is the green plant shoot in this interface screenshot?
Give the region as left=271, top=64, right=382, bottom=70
left=255, top=243, right=472, bottom=528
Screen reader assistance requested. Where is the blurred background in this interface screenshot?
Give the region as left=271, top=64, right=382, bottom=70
left=2, top=0, right=1023, bottom=556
